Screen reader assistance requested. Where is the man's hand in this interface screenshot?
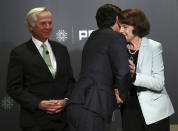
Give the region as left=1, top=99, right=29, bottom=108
left=38, top=99, right=67, bottom=114
left=53, top=99, right=68, bottom=113
left=114, top=89, right=123, bottom=104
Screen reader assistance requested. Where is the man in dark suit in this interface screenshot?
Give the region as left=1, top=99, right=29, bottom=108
left=67, top=4, right=130, bottom=131
left=6, top=7, right=75, bottom=131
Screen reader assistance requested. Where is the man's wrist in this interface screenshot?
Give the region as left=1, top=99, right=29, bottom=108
left=64, top=98, right=69, bottom=100
left=64, top=98, right=70, bottom=106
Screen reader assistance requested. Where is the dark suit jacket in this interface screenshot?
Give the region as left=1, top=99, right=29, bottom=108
left=70, top=28, right=130, bottom=122
left=7, top=39, right=75, bottom=128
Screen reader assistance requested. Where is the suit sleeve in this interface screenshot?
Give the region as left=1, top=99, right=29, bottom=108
left=6, top=50, right=41, bottom=111
left=109, top=34, right=131, bottom=101
left=63, top=47, right=76, bottom=98
left=133, top=42, right=165, bottom=92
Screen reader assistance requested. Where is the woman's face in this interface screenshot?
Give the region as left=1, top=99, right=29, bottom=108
left=119, top=24, right=135, bottom=42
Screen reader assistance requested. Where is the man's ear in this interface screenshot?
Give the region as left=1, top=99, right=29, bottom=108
left=27, top=23, right=33, bottom=32
left=116, top=16, right=119, bottom=24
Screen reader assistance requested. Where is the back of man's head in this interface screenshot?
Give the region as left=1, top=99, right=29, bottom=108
left=96, top=4, right=121, bottom=29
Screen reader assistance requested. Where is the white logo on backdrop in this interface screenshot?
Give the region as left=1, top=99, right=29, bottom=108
left=55, top=27, right=94, bottom=43
left=79, top=30, right=94, bottom=40
left=0, top=96, right=14, bottom=111
left=56, top=29, right=68, bottom=42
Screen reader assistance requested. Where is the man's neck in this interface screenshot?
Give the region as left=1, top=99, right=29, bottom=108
left=111, top=24, right=119, bottom=32
left=32, top=35, right=47, bottom=43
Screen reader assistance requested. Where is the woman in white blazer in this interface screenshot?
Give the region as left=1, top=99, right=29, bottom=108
left=115, top=8, right=174, bottom=131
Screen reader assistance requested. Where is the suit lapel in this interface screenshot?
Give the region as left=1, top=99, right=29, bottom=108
left=26, top=39, right=54, bottom=79
left=136, top=37, right=148, bottom=73
left=49, top=40, right=62, bottom=78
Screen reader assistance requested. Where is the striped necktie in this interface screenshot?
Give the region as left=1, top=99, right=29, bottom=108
left=41, top=44, right=56, bottom=78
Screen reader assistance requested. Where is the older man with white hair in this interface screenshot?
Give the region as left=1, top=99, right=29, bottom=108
left=7, top=7, right=75, bottom=131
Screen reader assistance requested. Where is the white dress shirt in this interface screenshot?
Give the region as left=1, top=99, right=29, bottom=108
left=32, top=36, right=57, bottom=71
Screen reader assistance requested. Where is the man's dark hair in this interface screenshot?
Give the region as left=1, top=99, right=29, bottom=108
left=96, top=4, right=121, bottom=29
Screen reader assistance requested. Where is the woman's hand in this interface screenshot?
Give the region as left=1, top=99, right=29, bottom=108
left=128, top=59, right=136, bottom=77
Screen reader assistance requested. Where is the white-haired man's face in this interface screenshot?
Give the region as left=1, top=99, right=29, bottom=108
left=28, top=11, right=52, bottom=42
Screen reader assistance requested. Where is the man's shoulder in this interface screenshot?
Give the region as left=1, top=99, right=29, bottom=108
left=97, top=28, right=125, bottom=39
left=49, top=40, right=67, bottom=49
left=11, top=40, right=31, bottom=53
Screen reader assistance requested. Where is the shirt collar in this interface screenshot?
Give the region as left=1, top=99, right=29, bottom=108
left=32, top=36, right=49, bottom=50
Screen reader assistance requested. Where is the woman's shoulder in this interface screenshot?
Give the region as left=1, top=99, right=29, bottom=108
left=142, top=37, right=162, bottom=48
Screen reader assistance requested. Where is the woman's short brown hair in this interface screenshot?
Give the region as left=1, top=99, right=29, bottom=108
left=120, top=8, right=150, bottom=37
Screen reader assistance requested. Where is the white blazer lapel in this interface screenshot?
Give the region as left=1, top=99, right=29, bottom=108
left=136, top=37, right=148, bottom=73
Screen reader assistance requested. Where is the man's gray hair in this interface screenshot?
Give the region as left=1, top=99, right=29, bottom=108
left=26, top=7, right=51, bottom=26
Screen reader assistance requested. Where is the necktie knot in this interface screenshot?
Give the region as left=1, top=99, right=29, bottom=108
left=41, top=43, right=47, bottom=49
